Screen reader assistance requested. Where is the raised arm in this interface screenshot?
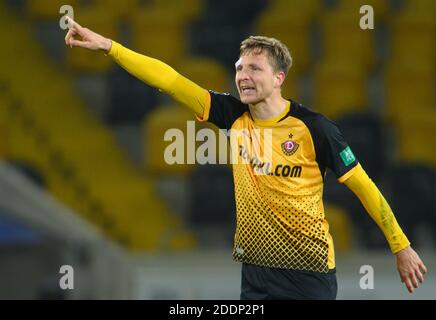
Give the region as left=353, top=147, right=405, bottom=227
left=343, top=164, right=428, bottom=293
left=64, top=17, right=209, bottom=117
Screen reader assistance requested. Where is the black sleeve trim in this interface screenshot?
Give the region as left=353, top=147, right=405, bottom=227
left=290, top=101, right=359, bottom=179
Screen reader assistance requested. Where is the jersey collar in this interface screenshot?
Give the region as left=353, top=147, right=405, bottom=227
left=252, top=100, right=291, bottom=126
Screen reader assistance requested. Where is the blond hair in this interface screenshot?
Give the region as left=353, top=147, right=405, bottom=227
left=240, top=36, right=292, bottom=75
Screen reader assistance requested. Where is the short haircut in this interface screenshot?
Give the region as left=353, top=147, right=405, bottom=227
left=240, top=36, right=292, bottom=75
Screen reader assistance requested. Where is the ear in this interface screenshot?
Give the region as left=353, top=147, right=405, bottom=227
left=274, top=71, right=286, bottom=88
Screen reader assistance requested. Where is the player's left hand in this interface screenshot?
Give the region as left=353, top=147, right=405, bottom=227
left=395, top=246, right=427, bottom=293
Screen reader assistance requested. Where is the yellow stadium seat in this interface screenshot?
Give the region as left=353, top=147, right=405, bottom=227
left=384, top=63, right=434, bottom=122
left=93, top=0, right=139, bottom=20
left=0, top=92, right=11, bottom=156
left=388, top=11, right=435, bottom=68
left=46, top=175, right=91, bottom=218
left=336, top=0, right=390, bottom=20
left=0, top=127, right=8, bottom=158
left=267, top=0, right=324, bottom=20
left=281, top=70, right=300, bottom=101
left=3, top=119, right=50, bottom=175
left=176, top=57, right=231, bottom=93
left=144, top=103, right=234, bottom=173
left=149, top=0, right=204, bottom=22
left=320, top=10, right=376, bottom=68
left=404, top=0, right=436, bottom=12
left=1, top=2, right=190, bottom=252
left=394, top=111, right=436, bottom=167
left=256, top=12, right=312, bottom=74
left=26, top=0, right=78, bottom=20
left=169, top=230, right=197, bottom=251
left=130, top=10, right=187, bottom=66
left=0, top=94, right=55, bottom=178
left=144, top=105, right=199, bottom=174
left=313, top=61, right=369, bottom=119
left=66, top=8, right=118, bottom=73
left=324, top=203, right=353, bottom=253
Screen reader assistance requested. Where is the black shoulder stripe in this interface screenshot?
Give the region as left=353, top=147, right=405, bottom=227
left=208, top=91, right=248, bottom=130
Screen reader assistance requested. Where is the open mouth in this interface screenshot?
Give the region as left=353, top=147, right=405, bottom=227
left=240, top=85, right=256, bottom=94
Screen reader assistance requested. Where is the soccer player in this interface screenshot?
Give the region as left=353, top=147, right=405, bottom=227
left=65, top=17, right=427, bottom=299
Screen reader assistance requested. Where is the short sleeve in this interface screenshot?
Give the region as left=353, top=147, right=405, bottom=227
left=315, top=116, right=359, bottom=182
left=197, top=91, right=248, bottom=130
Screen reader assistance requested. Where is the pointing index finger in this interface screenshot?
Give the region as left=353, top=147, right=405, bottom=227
left=66, top=16, right=82, bottom=31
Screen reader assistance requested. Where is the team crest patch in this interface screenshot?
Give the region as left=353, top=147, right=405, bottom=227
left=281, top=134, right=299, bottom=156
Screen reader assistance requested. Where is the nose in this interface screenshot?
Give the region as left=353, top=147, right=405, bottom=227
left=236, top=68, right=249, bottom=83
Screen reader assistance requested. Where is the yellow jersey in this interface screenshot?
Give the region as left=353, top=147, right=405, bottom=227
left=202, top=93, right=359, bottom=273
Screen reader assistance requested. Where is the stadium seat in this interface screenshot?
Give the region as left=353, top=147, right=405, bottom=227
left=144, top=105, right=197, bottom=175
left=281, top=70, right=300, bottom=101
left=383, top=63, right=434, bottom=122
left=187, top=164, right=236, bottom=245
left=336, top=112, right=385, bottom=180
left=387, top=163, right=436, bottom=247
left=1, top=114, right=50, bottom=180
left=0, top=5, right=195, bottom=251
left=202, top=0, right=267, bottom=24
left=66, top=8, right=118, bottom=73
left=148, top=0, right=204, bottom=22
left=26, top=0, right=78, bottom=20
left=0, top=126, right=7, bottom=158
left=106, top=65, right=159, bottom=124
left=266, top=0, right=324, bottom=20
left=93, top=0, right=139, bottom=20
left=320, top=10, right=376, bottom=68
left=189, top=0, right=266, bottom=70
left=323, top=173, right=386, bottom=250
left=394, top=111, right=436, bottom=167
left=130, top=10, right=187, bottom=66
left=0, top=94, right=9, bottom=158
left=188, top=19, right=247, bottom=71
left=313, top=61, right=369, bottom=119
left=403, top=0, right=436, bottom=12
left=175, top=57, right=231, bottom=93
left=324, top=203, right=353, bottom=253
left=27, top=0, right=137, bottom=22
left=336, top=0, right=390, bottom=20
left=256, top=12, right=312, bottom=74
left=144, top=103, right=229, bottom=174
left=388, top=10, right=435, bottom=69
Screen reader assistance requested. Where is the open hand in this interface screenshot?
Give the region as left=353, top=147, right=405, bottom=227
left=396, top=246, right=427, bottom=293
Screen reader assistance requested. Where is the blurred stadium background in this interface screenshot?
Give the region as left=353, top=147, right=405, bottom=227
left=0, top=0, right=434, bottom=299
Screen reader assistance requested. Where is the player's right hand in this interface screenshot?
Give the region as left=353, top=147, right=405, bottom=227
left=64, top=16, right=112, bottom=53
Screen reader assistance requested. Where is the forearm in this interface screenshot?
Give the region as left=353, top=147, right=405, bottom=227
left=107, top=41, right=208, bottom=116
left=344, top=164, right=410, bottom=253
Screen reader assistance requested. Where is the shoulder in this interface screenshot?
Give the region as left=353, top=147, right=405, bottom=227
left=207, top=90, right=249, bottom=129
left=209, top=90, right=248, bottom=109
left=290, top=100, right=339, bottom=137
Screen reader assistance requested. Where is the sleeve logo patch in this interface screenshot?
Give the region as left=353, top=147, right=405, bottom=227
left=339, top=146, right=356, bottom=167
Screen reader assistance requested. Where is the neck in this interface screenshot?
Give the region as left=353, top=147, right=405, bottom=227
left=248, top=93, right=288, bottom=121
